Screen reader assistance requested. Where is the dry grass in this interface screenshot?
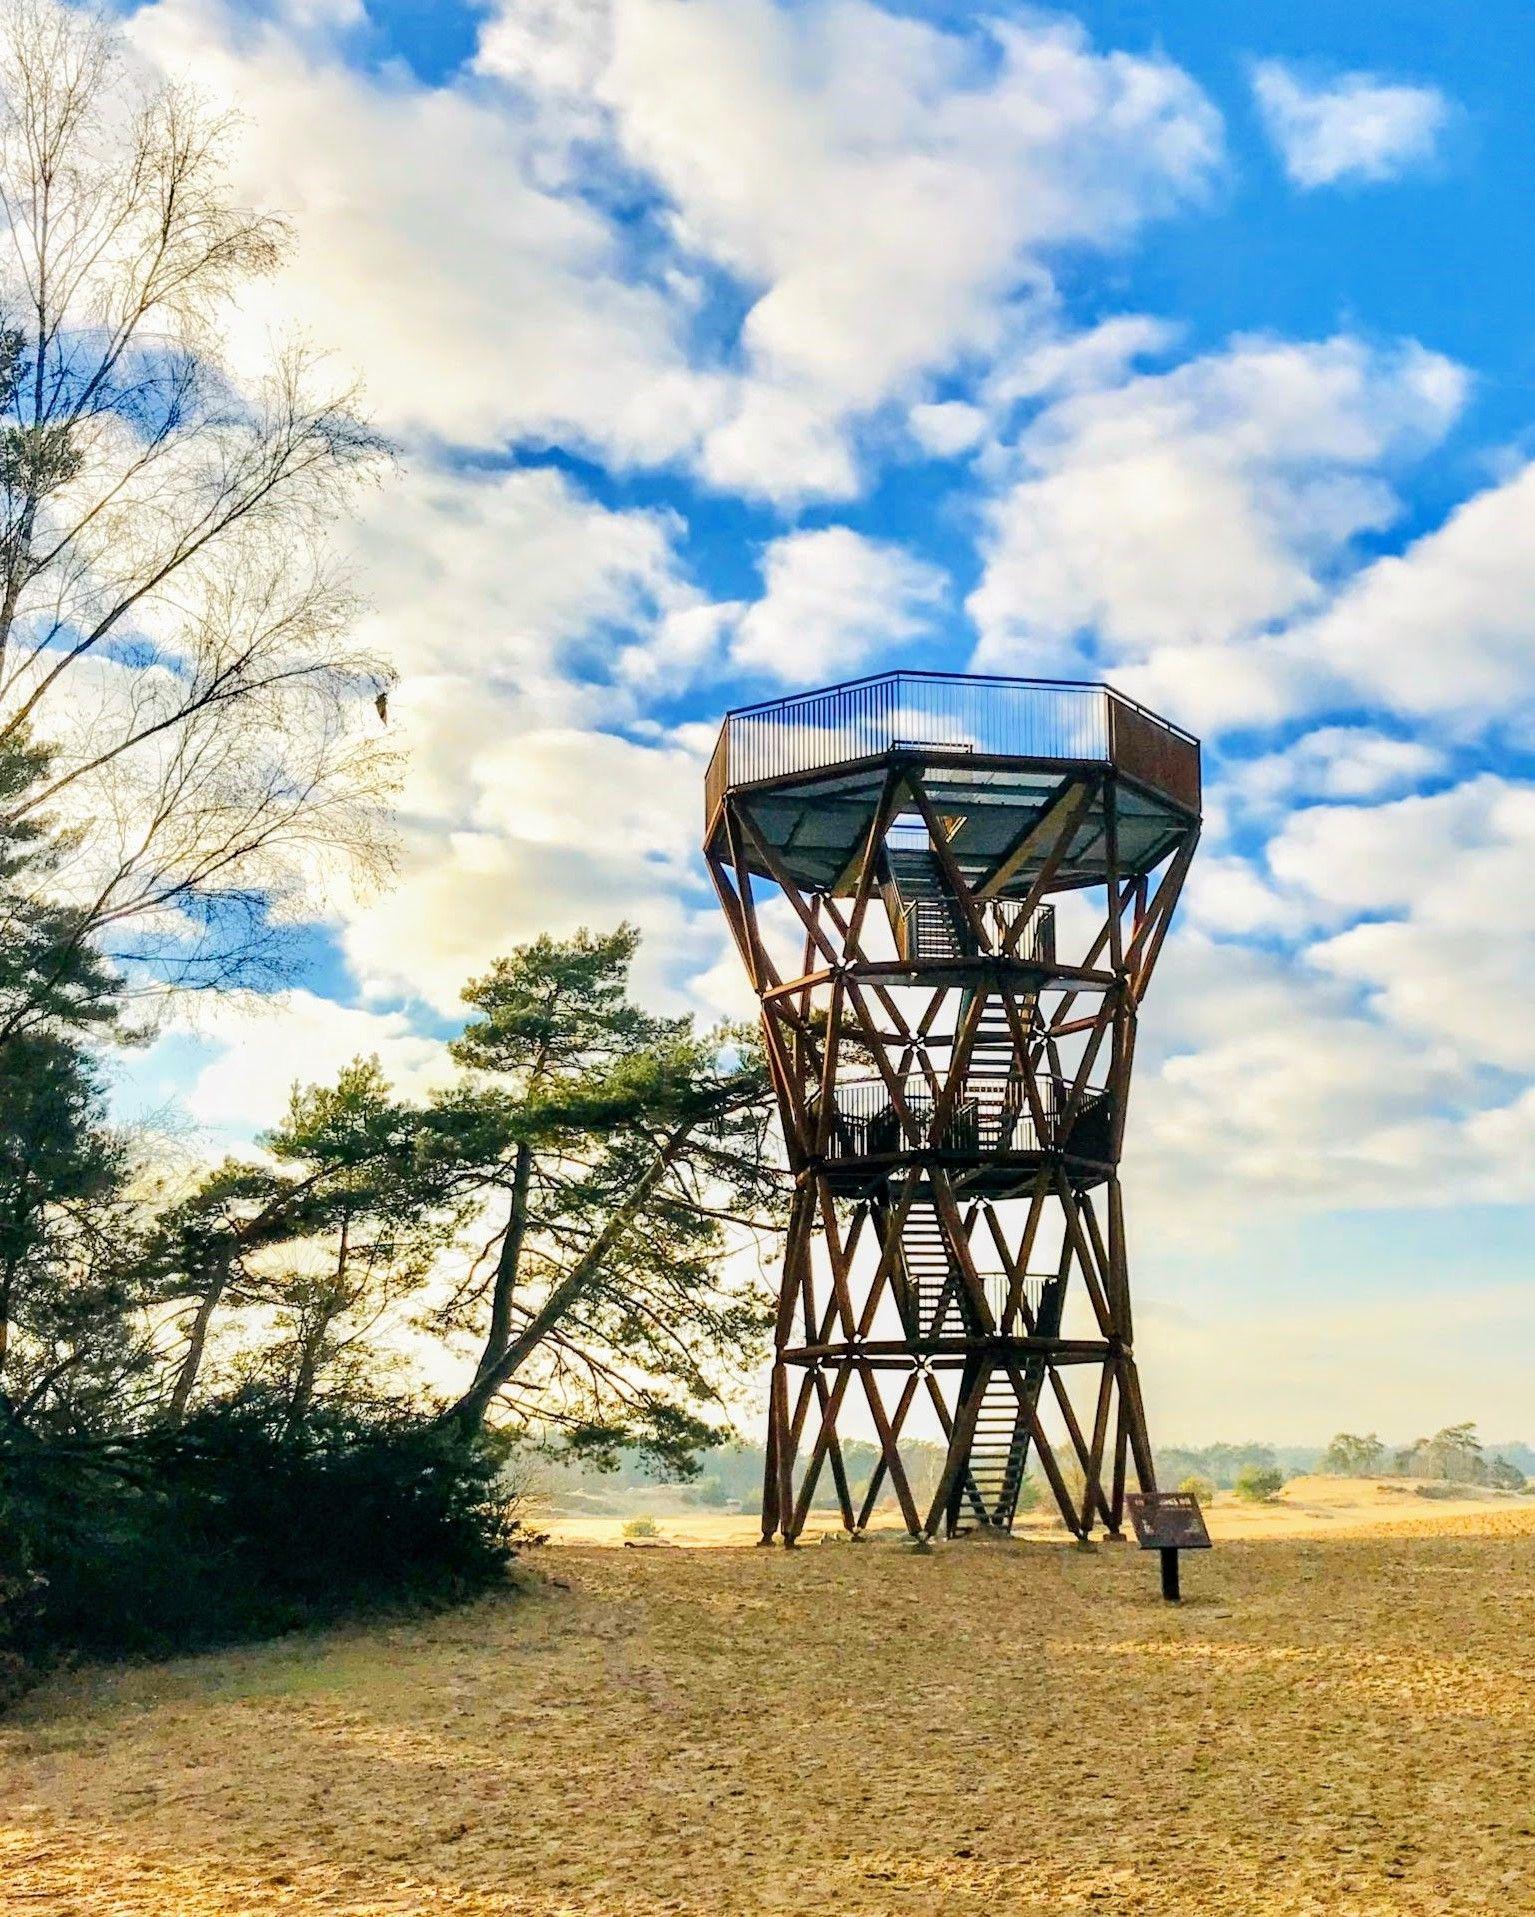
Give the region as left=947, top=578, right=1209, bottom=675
left=3, top=1499, right=1534, bottom=1915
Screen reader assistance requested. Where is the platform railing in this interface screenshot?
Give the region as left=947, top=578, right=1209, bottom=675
left=894, top=898, right=1057, bottom=965
left=705, top=670, right=1200, bottom=820
left=808, top=1073, right=1109, bottom=1161
left=920, top=1272, right=1053, bottom=1338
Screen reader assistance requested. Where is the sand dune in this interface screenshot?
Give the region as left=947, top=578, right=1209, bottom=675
left=3, top=1496, right=1534, bottom=1914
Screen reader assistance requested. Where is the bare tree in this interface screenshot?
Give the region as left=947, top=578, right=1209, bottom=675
left=0, top=0, right=395, bottom=1021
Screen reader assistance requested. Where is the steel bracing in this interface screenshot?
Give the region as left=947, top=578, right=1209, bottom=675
left=704, top=672, right=1200, bottom=1543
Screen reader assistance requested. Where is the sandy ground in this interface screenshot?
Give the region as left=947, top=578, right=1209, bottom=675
left=4, top=1494, right=1535, bottom=1916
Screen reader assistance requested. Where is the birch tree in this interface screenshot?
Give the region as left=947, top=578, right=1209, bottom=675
left=0, top=0, right=394, bottom=1020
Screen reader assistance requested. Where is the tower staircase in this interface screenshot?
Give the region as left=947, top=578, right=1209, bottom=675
left=895, top=1191, right=1066, bottom=1531
left=885, top=846, right=971, bottom=960
left=953, top=1276, right=1066, bottom=1530
left=898, top=1195, right=973, bottom=1338
left=964, top=993, right=1024, bottom=1149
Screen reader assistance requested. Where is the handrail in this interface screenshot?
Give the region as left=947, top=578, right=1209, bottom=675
left=894, top=898, right=1056, bottom=966
left=704, top=671, right=1200, bottom=819
left=723, top=668, right=1198, bottom=747
left=807, top=1073, right=1110, bottom=1161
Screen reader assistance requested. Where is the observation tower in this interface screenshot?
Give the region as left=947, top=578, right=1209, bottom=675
left=704, top=671, right=1200, bottom=1543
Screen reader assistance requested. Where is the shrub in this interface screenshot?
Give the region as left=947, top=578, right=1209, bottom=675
left=1177, top=1474, right=1216, bottom=1504
left=621, top=1515, right=660, bottom=1539
left=1233, top=1464, right=1285, bottom=1503
left=0, top=1395, right=529, bottom=1695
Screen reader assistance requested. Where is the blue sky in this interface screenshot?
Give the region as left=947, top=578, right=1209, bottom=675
left=112, top=0, right=1535, bottom=1441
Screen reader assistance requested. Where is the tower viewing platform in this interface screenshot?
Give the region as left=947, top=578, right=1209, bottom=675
left=705, top=669, right=1199, bottom=897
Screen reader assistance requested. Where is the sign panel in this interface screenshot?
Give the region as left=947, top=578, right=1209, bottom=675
left=1126, top=1490, right=1211, bottom=1551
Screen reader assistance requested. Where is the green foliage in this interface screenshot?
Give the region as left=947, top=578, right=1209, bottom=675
left=621, top=1515, right=659, bottom=1540
left=0, top=736, right=122, bottom=1047
left=0, top=1396, right=526, bottom=1691
left=1177, top=1474, right=1216, bottom=1503
left=451, top=924, right=660, bottom=1081
left=1158, top=1442, right=1278, bottom=1490
left=1396, top=1422, right=1487, bottom=1483
left=1415, top=1427, right=1529, bottom=1491
left=1233, top=1464, right=1285, bottom=1502
left=423, top=923, right=782, bottom=1463
left=1319, top=1431, right=1385, bottom=1477
left=0, top=857, right=784, bottom=1669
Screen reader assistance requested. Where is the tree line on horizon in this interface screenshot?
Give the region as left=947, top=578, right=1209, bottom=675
left=1317, top=1424, right=1527, bottom=1489
left=518, top=1424, right=1534, bottom=1517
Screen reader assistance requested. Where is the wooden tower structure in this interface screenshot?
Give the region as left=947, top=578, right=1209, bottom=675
left=703, top=672, right=1201, bottom=1543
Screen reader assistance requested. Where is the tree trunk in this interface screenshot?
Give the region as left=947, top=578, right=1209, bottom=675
left=445, top=1118, right=697, bottom=1435
left=286, top=1215, right=349, bottom=1436
left=0, top=1264, right=13, bottom=1381
left=286, top=1317, right=329, bottom=1434
left=165, top=1244, right=231, bottom=1424
left=470, top=1141, right=533, bottom=1387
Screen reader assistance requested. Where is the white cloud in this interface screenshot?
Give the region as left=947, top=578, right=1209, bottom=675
left=1231, top=726, right=1445, bottom=812
left=341, top=819, right=712, bottom=1017
left=1252, top=61, right=1449, bottom=189
left=1181, top=855, right=1305, bottom=940
left=346, top=462, right=696, bottom=701
left=908, top=401, right=986, bottom=459
left=469, top=726, right=702, bottom=876
left=124, top=0, right=1227, bottom=502
left=968, top=333, right=1467, bottom=730
left=477, top=0, right=609, bottom=97
left=1282, top=461, right=1535, bottom=725
left=980, top=313, right=1181, bottom=418
left=120, top=992, right=453, bottom=1145
left=729, top=527, right=946, bottom=683
left=482, top=0, right=1222, bottom=499
left=1130, top=931, right=1492, bottom=1221
left=1270, top=777, right=1535, bottom=1072
left=128, top=0, right=721, bottom=464
left=316, top=466, right=726, bottom=1012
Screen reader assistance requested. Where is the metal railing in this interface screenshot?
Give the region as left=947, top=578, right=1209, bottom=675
left=809, top=1073, right=1109, bottom=1162
left=916, top=1272, right=1054, bottom=1337
left=704, top=670, right=1200, bottom=822
left=893, top=899, right=1056, bottom=965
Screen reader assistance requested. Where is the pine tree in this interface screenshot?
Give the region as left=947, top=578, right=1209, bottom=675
left=421, top=927, right=782, bottom=1466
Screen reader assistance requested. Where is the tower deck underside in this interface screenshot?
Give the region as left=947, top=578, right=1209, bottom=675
left=705, top=674, right=1199, bottom=1544
left=709, top=752, right=1191, bottom=900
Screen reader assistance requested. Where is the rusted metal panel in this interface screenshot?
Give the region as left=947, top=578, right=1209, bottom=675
left=1108, top=697, right=1201, bottom=815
